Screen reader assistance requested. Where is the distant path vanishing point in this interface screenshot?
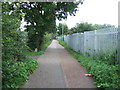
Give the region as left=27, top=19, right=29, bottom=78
left=22, top=40, right=96, bottom=88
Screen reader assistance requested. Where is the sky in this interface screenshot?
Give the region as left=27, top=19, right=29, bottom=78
left=56, top=0, right=119, bottom=29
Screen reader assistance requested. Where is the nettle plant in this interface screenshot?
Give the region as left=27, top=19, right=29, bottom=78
left=84, top=47, right=117, bottom=65
left=93, top=49, right=118, bottom=65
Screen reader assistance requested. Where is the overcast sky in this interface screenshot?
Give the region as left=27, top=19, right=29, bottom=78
left=56, top=0, right=119, bottom=29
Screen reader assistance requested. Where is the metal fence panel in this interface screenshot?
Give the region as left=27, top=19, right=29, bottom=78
left=78, top=33, right=84, bottom=54
left=63, top=27, right=118, bottom=57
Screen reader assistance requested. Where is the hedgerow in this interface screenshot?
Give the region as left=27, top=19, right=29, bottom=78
left=2, top=2, right=38, bottom=89
left=25, top=32, right=53, bottom=56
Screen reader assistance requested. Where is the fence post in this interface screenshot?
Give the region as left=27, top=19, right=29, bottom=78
left=83, top=32, right=86, bottom=56
left=118, top=26, right=120, bottom=63
left=94, top=30, right=97, bottom=55
left=77, top=33, right=79, bottom=52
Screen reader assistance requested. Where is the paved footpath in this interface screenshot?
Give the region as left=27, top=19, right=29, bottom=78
left=22, top=40, right=96, bottom=88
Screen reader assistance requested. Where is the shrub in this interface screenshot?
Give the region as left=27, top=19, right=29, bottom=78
left=2, top=58, right=38, bottom=89
left=77, top=56, right=120, bottom=88
left=2, top=3, right=38, bottom=89
left=25, top=32, right=53, bottom=56
left=93, top=50, right=118, bottom=65
left=40, top=32, right=53, bottom=51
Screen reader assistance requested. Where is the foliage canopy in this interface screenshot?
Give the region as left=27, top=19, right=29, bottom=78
left=20, top=2, right=80, bottom=51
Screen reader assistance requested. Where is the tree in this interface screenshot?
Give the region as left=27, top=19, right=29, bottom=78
left=66, top=22, right=115, bottom=34
left=2, top=2, right=37, bottom=89
left=19, top=2, right=81, bottom=51
left=2, top=2, right=26, bottom=61
left=20, top=2, right=56, bottom=51
left=57, top=23, right=69, bottom=36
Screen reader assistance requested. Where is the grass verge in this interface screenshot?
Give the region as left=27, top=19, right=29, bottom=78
left=58, top=39, right=120, bottom=89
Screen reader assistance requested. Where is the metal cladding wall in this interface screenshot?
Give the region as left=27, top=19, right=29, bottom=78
left=64, top=27, right=118, bottom=57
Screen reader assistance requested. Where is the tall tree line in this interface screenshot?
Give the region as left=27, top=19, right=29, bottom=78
left=57, top=22, right=116, bottom=35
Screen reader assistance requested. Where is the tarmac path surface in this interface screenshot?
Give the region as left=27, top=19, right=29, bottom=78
left=22, top=40, right=96, bottom=88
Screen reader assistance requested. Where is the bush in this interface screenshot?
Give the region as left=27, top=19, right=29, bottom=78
left=93, top=50, right=118, bottom=65
left=26, top=32, right=53, bottom=56
left=40, top=32, right=53, bottom=51
left=2, top=58, right=38, bottom=89
left=2, top=3, right=38, bottom=89
left=58, top=39, right=120, bottom=88
left=78, top=56, right=120, bottom=88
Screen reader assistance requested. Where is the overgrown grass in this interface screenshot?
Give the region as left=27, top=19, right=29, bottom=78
left=58, top=39, right=120, bottom=89
left=2, top=58, right=38, bottom=89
